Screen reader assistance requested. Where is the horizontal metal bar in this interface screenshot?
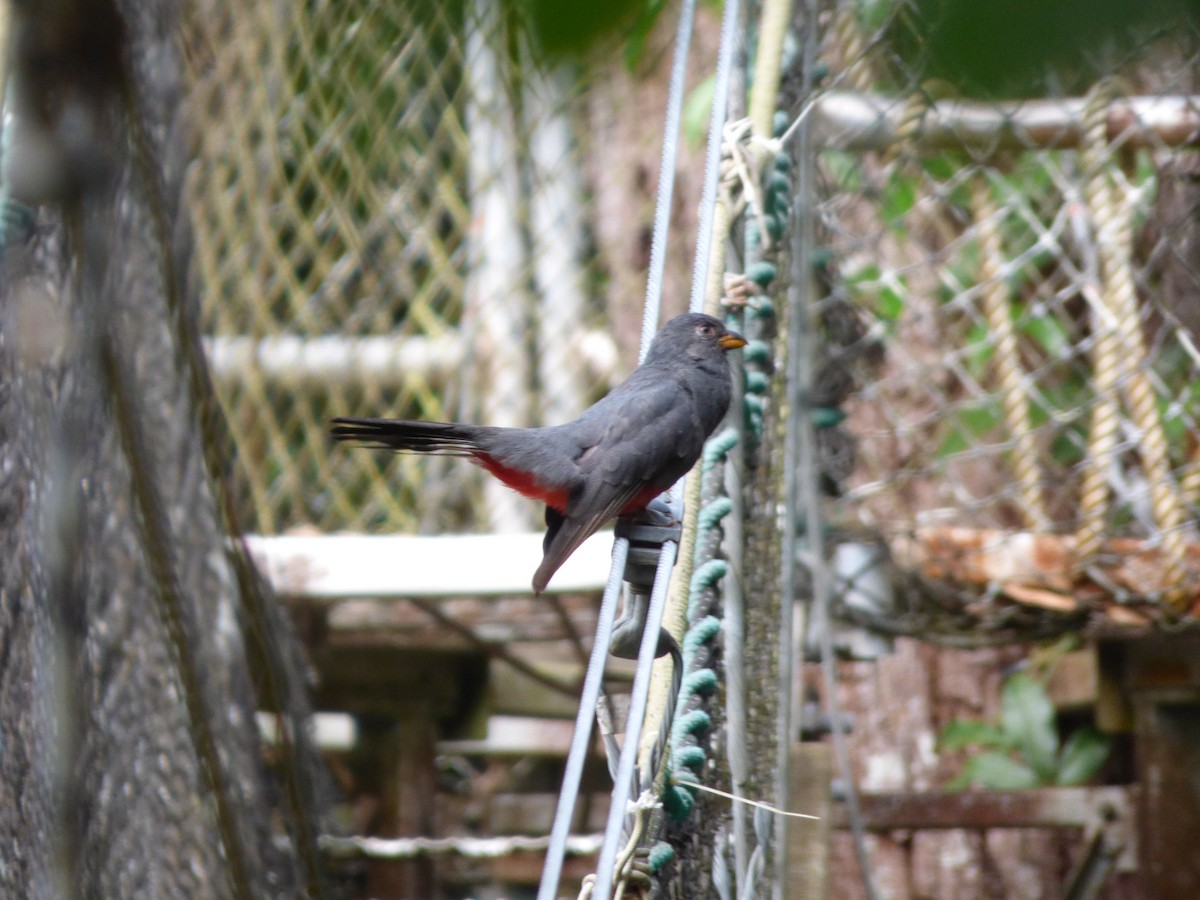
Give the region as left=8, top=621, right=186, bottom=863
left=808, top=91, right=1200, bottom=152
left=204, top=331, right=617, bottom=386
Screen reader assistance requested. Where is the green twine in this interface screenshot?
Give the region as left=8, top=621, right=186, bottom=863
left=663, top=780, right=695, bottom=821
left=742, top=340, right=771, bottom=367
left=811, top=406, right=847, bottom=428
left=689, top=560, right=728, bottom=594
left=747, top=260, right=777, bottom=286
left=659, top=149, right=796, bottom=826
left=703, top=428, right=740, bottom=469
left=674, top=745, right=708, bottom=771
left=679, top=665, right=718, bottom=697
left=744, top=370, right=770, bottom=395
left=648, top=841, right=675, bottom=874
left=698, top=496, right=733, bottom=531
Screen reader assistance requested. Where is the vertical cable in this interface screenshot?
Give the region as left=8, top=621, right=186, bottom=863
left=537, top=538, right=629, bottom=900
left=591, top=541, right=679, bottom=900
left=639, top=0, right=700, bottom=361
left=689, top=0, right=741, bottom=316
left=539, top=2, right=702, bottom=892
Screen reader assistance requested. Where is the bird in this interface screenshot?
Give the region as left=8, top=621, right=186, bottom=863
left=331, top=312, right=746, bottom=593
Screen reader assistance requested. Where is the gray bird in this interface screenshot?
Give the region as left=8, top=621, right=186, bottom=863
left=331, top=313, right=746, bottom=592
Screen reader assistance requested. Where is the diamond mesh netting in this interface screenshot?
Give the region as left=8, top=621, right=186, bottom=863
left=804, top=2, right=1200, bottom=636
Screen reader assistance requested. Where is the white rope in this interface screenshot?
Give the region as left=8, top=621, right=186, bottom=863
left=322, top=832, right=603, bottom=859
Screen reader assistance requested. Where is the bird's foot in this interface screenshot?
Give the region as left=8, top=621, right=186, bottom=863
left=634, top=496, right=677, bottom=528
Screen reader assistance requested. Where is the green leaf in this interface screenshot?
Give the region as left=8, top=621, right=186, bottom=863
left=877, top=284, right=905, bottom=322
left=1020, top=313, right=1070, bottom=360
left=820, top=150, right=863, bottom=191
left=965, top=319, right=995, bottom=376
left=938, top=719, right=1007, bottom=752
left=846, top=263, right=881, bottom=287
left=881, top=171, right=917, bottom=225
left=958, top=401, right=1001, bottom=438
left=938, top=401, right=1000, bottom=458
left=961, top=751, right=1040, bottom=790
left=944, top=770, right=973, bottom=792
left=1056, top=729, right=1112, bottom=786
left=622, top=0, right=668, bottom=71
left=683, top=74, right=716, bottom=148
left=855, top=0, right=895, bottom=31
left=1000, top=674, right=1059, bottom=782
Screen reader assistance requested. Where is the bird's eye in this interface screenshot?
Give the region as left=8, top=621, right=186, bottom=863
left=696, top=322, right=715, bottom=337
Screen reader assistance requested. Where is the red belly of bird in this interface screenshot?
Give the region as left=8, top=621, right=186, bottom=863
left=477, top=455, right=666, bottom=518
left=476, top=455, right=571, bottom=512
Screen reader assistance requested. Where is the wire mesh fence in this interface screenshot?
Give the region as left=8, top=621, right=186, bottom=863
left=184, top=0, right=628, bottom=537
left=170, top=0, right=1200, bottom=895
left=804, top=2, right=1200, bottom=639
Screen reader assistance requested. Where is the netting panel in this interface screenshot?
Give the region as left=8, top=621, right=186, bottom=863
left=809, top=4, right=1200, bottom=629
left=184, top=0, right=613, bottom=535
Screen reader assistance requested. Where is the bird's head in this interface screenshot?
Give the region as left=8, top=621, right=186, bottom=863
left=646, top=313, right=747, bottom=365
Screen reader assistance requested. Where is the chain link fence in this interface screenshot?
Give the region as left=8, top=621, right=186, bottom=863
left=184, top=0, right=631, bottom=537
left=803, top=2, right=1200, bottom=640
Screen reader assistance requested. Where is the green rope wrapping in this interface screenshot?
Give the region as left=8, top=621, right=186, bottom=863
left=648, top=840, right=676, bottom=874
left=661, top=147, right=792, bottom=827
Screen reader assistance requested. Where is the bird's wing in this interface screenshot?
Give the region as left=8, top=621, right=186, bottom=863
left=532, top=373, right=700, bottom=592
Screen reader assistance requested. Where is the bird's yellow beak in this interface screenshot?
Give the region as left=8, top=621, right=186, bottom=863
left=719, top=331, right=748, bottom=350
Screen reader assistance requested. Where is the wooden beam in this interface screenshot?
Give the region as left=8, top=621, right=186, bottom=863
left=833, top=786, right=1133, bottom=832
left=786, top=742, right=832, bottom=899
left=437, top=715, right=581, bottom=758
left=1046, top=650, right=1100, bottom=712
left=437, top=792, right=611, bottom=835
left=315, top=595, right=600, bottom=652
left=246, top=531, right=614, bottom=598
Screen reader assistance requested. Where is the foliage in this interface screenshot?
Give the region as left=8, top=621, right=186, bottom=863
left=867, top=0, right=1200, bottom=98
left=940, top=672, right=1111, bottom=790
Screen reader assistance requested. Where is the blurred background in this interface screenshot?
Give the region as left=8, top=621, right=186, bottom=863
left=4, top=0, right=1200, bottom=897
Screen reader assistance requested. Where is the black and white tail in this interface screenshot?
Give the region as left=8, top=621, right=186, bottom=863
left=329, top=418, right=482, bottom=456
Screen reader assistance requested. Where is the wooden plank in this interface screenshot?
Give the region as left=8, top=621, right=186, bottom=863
left=317, top=595, right=599, bottom=651
left=361, top=711, right=438, bottom=898
left=1133, top=699, right=1200, bottom=893
left=1124, top=634, right=1200, bottom=893
left=205, top=331, right=618, bottom=388
left=438, top=792, right=611, bottom=835
left=832, top=786, right=1133, bottom=831
left=488, top=658, right=585, bottom=719
left=1046, top=650, right=1099, bottom=712
left=438, top=715, right=581, bottom=757
left=786, top=742, right=832, bottom=900
left=246, top=531, right=613, bottom=597
left=891, top=525, right=1197, bottom=618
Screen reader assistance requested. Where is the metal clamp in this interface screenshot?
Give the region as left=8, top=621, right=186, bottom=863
left=611, top=518, right=683, bottom=660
